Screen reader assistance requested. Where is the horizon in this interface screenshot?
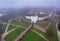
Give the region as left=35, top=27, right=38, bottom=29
left=0, top=0, right=60, bottom=8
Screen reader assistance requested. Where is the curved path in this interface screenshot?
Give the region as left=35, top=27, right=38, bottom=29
left=2, top=21, right=11, bottom=40
left=2, top=27, right=18, bottom=39
left=31, top=30, right=48, bottom=41
left=3, top=23, right=48, bottom=41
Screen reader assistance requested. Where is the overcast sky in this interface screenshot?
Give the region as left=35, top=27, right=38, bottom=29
left=0, top=0, right=60, bottom=8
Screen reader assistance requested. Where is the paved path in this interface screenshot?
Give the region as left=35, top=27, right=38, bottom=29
left=2, top=21, right=11, bottom=40
left=34, top=24, right=46, bottom=33
left=4, top=21, right=11, bottom=33
left=2, top=23, right=48, bottom=41
left=2, top=24, right=25, bottom=39
left=2, top=23, right=49, bottom=41
left=13, top=24, right=32, bottom=41
left=2, top=27, right=17, bottom=39
left=11, top=24, right=24, bottom=28
left=31, top=30, right=49, bottom=41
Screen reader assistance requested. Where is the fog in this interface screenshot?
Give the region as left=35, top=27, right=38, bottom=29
left=0, top=0, right=60, bottom=8
left=0, top=14, right=4, bottom=17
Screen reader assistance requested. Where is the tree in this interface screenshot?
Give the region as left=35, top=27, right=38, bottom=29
left=0, top=24, right=4, bottom=39
left=0, top=20, right=3, bottom=24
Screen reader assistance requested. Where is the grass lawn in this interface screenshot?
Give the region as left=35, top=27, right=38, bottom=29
left=11, top=21, right=30, bottom=28
left=5, top=28, right=24, bottom=41
left=46, top=20, right=58, bottom=41
left=5, top=21, right=30, bottom=41
left=5, top=27, right=46, bottom=41
left=5, top=20, right=58, bottom=41
left=5, top=21, right=46, bottom=41
left=8, top=25, right=17, bottom=31
left=20, top=31, right=46, bottom=41
left=31, top=27, right=46, bottom=37
left=7, top=21, right=30, bottom=31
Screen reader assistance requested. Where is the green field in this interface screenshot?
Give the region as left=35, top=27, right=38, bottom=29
left=46, top=20, right=58, bottom=41
left=5, top=28, right=24, bottom=41
left=5, top=20, right=58, bottom=41
left=20, top=31, right=46, bottom=41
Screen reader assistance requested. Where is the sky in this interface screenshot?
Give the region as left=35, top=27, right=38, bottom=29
left=0, top=0, right=60, bottom=8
